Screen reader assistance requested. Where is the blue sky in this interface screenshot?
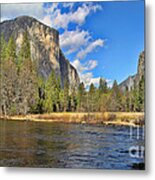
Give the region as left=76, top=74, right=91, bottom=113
left=1, top=1, right=144, bottom=87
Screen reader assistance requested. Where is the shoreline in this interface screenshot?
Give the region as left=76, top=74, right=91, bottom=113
left=0, top=112, right=144, bottom=127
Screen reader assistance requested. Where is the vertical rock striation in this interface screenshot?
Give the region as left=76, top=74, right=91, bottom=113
left=119, top=51, right=145, bottom=92
left=0, top=16, right=80, bottom=89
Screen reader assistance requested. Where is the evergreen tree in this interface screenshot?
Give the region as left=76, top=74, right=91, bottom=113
left=37, top=76, right=45, bottom=113
left=70, top=87, right=78, bottom=112
left=133, top=75, right=145, bottom=112
left=0, top=57, right=18, bottom=115
left=0, top=34, right=7, bottom=61
left=18, top=32, right=31, bottom=68
left=77, top=82, right=85, bottom=112
left=89, top=83, right=96, bottom=112
left=63, top=79, right=69, bottom=112
left=109, top=80, right=122, bottom=111
left=59, top=89, right=65, bottom=112
left=0, top=35, right=18, bottom=115
left=6, top=36, right=16, bottom=62
left=15, top=33, right=38, bottom=114
left=43, top=71, right=56, bottom=113
left=55, top=76, right=61, bottom=112
left=99, top=78, right=108, bottom=94
left=139, top=75, right=145, bottom=111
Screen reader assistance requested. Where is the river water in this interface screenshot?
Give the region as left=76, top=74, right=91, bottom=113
left=0, top=120, right=145, bottom=169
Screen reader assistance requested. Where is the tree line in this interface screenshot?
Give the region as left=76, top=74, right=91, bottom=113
left=0, top=33, right=145, bottom=115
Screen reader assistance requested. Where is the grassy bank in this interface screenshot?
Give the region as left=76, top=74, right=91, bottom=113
left=0, top=112, right=144, bottom=126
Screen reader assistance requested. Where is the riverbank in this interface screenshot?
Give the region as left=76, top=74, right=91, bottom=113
left=0, top=112, right=144, bottom=126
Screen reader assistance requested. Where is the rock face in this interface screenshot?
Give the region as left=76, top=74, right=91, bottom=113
left=134, top=51, right=145, bottom=87
left=119, top=51, right=145, bottom=92
left=119, top=75, right=136, bottom=92
left=0, top=16, right=80, bottom=89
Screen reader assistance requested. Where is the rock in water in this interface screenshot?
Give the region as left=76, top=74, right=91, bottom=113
left=0, top=16, right=80, bottom=89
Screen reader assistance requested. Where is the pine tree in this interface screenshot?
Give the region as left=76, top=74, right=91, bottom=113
left=36, top=76, right=45, bottom=113
left=89, top=83, right=98, bottom=112
left=0, top=33, right=7, bottom=62
left=0, top=55, right=18, bottom=115
left=134, top=75, right=145, bottom=112
left=109, top=80, right=122, bottom=111
left=63, top=79, right=69, bottom=112
left=0, top=35, right=19, bottom=115
left=139, top=75, right=145, bottom=111
left=70, top=87, right=77, bottom=112
left=18, top=32, right=31, bottom=69
left=99, top=78, right=108, bottom=94
left=55, top=76, right=61, bottom=112
left=43, top=71, right=56, bottom=113
left=16, top=32, right=38, bottom=114
left=6, top=36, right=17, bottom=62
left=59, top=89, right=65, bottom=112
left=77, top=82, right=85, bottom=112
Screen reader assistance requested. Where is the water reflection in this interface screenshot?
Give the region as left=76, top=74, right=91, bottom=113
left=0, top=120, right=145, bottom=169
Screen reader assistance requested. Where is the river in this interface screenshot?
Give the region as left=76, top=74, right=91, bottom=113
left=0, top=120, right=145, bottom=169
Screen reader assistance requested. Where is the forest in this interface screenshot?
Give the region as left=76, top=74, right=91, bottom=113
left=0, top=33, right=145, bottom=116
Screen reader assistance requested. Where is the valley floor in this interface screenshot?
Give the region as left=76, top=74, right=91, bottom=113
left=0, top=112, right=144, bottom=127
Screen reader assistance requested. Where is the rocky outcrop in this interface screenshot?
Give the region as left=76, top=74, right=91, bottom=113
left=119, top=51, right=145, bottom=92
left=119, top=75, right=136, bottom=92
left=0, top=16, right=80, bottom=89
left=134, top=51, right=145, bottom=87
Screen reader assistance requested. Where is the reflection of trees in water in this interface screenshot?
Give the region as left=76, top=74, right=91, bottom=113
left=0, top=121, right=71, bottom=167
left=0, top=120, right=30, bottom=165
left=28, top=123, right=70, bottom=167
left=0, top=121, right=145, bottom=168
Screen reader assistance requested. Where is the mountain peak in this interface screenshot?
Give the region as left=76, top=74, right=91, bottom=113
left=0, top=16, right=80, bottom=89
left=119, top=51, right=145, bottom=92
left=1, top=16, right=58, bottom=37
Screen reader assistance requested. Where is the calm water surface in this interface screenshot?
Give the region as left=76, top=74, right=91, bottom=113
left=0, top=120, right=145, bottom=169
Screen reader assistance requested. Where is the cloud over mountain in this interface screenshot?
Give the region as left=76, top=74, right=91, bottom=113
left=1, top=2, right=105, bottom=87
left=71, top=59, right=100, bottom=87
left=60, top=29, right=90, bottom=54
left=77, top=39, right=104, bottom=59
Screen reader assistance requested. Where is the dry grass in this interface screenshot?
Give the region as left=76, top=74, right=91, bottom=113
left=0, top=112, right=144, bottom=126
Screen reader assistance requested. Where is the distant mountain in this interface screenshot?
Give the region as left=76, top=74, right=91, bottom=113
left=0, top=16, right=80, bottom=89
left=119, top=51, right=145, bottom=92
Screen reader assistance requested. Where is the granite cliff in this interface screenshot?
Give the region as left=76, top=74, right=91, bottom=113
left=0, top=16, right=80, bottom=89
left=119, top=51, right=145, bottom=92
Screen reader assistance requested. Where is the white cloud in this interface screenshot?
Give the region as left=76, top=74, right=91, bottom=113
left=60, top=29, right=105, bottom=57
left=107, top=80, right=114, bottom=88
left=71, top=59, right=99, bottom=87
left=71, top=59, right=86, bottom=73
left=81, top=73, right=110, bottom=88
left=81, top=72, right=100, bottom=87
left=44, top=2, right=58, bottom=14
left=48, top=3, right=102, bottom=29
left=39, top=3, right=59, bottom=27
left=1, top=3, right=104, bottom=58
left=70, top=4, right=102, bottom=25
left=41, top=15, right=52, bottom=27
left=71, top=59, right=110, bottom=87
left=1, top=3, right=44, bottom=20
left=85, top=60, right=98, bottom=70
left=91, top=77, right=101, bottom=85
left=72, top=59, right=98, bottom=73
left=62, top=2, right=74, bottom=10
left=1, top=2, right=102, bottom=30
left=77, top=39, right=104, bottom=59
left=1, top=2, right=105, bottom=87
left=81, top=72, right=93, bottom=86
left=60, top=29, right=90, bottom=54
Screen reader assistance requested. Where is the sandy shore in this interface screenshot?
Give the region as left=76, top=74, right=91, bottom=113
left=0, top=112, right=144, bottom=126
